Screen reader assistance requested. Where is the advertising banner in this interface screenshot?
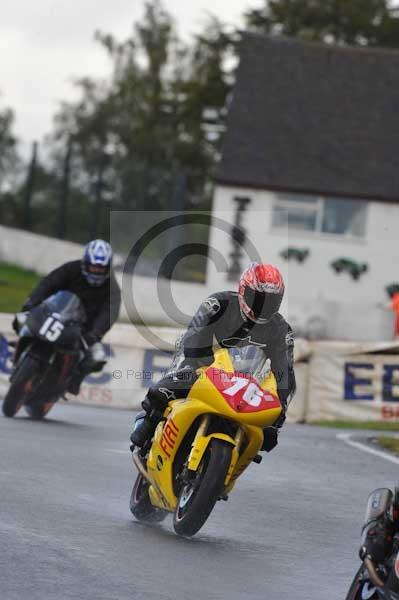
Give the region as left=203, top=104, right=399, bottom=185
left=308, top=351, right=399, bottom=422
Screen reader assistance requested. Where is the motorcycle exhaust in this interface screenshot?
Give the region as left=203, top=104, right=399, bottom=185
left=132, top=450, right=171, bottom=509
left=364, top=557, right=385, bottom=589
left=132, top=451, right=152, bottom=485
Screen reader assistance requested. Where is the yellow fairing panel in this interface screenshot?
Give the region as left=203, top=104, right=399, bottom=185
left=146, top=348, right=282, bottom=510
left=192, top=363, right=282, bottom=428
left=147, top=399, right=214, bottom=510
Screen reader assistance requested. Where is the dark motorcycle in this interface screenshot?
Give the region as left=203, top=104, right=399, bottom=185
left=2, top=291, right=87, bottom=419
left=346, top=487, right=399, bottom=600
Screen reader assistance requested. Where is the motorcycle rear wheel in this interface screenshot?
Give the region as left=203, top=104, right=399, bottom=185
left=130, top=473, right=168, bottom=523
left=173, top=438, right=232, bottom=537
left=25, top=401, right=55, bottom=420
left=2, top=355, right=38, bottom=418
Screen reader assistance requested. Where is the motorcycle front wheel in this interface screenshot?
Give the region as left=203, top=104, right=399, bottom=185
left=173, top=438, right=232, bottom=538
left=2, top=355, right=39, bottom=418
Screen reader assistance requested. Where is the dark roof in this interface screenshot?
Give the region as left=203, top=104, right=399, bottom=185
left=217, top=33, right=399, bottom=202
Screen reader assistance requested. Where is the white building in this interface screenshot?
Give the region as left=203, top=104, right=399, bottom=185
left=207, top=34, right=399, bottom=341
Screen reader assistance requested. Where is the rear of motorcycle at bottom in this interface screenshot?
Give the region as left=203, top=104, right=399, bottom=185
left=346, top=487, right=399, bottom=600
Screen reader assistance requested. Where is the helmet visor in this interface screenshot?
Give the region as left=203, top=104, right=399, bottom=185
left=86, top=263, right=109, bottom=276
left=243, top=287, right=282, bottom=321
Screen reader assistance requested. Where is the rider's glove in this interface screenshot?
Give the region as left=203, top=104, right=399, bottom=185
left=13, top=312, right=29, bottom=334
left=274, top=411, right=286, bottom=429
left=84, top=331, right=100, bottom=347
left=261, top=426, right=279, bottom=453
left=12, top=316, right=19, bottom=334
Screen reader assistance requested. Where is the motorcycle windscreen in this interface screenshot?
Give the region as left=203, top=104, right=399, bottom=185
left=43, top=291, right=86, bottom=323
left=227, top=345, right=270, bottom=385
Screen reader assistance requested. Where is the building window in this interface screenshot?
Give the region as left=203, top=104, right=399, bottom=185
left=272, top=193, right=367, bottom=238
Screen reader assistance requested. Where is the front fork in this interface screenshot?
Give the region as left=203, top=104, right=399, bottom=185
left=186, top=415, right=243, bottom=489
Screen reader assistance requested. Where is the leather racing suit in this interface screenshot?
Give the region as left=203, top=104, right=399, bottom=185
left=22, top=260, right=121, bottom=393
left=142, top=291, right=296, bottom=437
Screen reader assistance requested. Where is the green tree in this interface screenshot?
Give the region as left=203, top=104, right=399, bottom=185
left=177, top=17, right=232, bottom=196
left=245, top=0, right=399, bottom=47
left=0, top=95, right=20, bottom=226
left=50, top=0, right=233, bottom=227
left=0, top=97, right=18, bottom=189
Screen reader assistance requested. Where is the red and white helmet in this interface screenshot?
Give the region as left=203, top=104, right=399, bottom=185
left=238, top=263, right=285, bottom=324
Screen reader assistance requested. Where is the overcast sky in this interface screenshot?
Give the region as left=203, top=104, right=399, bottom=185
left=1, top=0, right=261, bottom=156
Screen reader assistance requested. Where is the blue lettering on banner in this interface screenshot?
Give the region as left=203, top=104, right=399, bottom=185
left=142, top=349, right=173, bottom=388
left=344, top=362, right=399, bottom=403
left=344, top=362, right=374, bottom=401
left=383, top=365, right=399, bottom=403
left=0, top=335, right=13, bottom=375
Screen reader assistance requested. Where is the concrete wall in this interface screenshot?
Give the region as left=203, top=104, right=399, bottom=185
left=0, top=225, right=83, bottom=272
left=118, top=272, right=207, bottom=327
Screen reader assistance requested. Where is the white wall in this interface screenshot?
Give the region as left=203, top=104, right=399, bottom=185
left=118, top=273, right=207, bottom=327
left=0, top=225, right=83, bottom=272
left=208, top=185, right=395, bottom=341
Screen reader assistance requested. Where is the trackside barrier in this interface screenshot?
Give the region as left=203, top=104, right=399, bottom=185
left=1, top=311, right=398, bottom=423
left=306, top=341, right=399, bottom=423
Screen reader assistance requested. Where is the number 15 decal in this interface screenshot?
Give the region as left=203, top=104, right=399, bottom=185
left=39, top=317, right=65, bottom=342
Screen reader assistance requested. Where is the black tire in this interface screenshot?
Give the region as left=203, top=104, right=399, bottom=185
left=345, top=566, right=378, bottom=600
left=173, top=439, right=232, bottom=537
left=25, top=402, right=55, bottom=420
left=25, top=405, right=45, bottom=420
left=2, top=355, right=39, bottom=418
left=130, top=474, right=168, bottom=524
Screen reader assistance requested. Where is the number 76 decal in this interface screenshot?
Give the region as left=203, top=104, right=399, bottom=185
left=224, top=377, right=265, bottom=407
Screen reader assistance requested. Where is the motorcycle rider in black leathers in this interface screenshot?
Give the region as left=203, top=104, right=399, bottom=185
left=131, top=262, right=296, bottom=453
left=19, top=239, right=121, bottom=394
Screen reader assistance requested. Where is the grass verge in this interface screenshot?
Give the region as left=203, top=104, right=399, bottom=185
left=312, top=420, right=399, bottom=431
left=0, top=263, right=40, bottom=314
left=377, top=436, right=399, bottom=454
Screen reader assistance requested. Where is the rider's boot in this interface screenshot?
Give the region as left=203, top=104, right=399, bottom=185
left=67, top=371, right=84, bottom=395
left=130, top=401, right=163, bottom=448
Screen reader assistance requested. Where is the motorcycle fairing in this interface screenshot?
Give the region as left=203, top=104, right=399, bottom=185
left=205, top=367, right=281, bottom=413
left=9, top=291, right=85, bottom=410
left=146, top=348, right=282, bottom=511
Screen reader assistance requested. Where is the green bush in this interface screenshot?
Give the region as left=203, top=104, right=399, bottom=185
left=0, top=263, right=40, bottom=314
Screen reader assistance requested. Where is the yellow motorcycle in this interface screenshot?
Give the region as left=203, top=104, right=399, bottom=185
left=130, top=345, right=282, bottom=537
